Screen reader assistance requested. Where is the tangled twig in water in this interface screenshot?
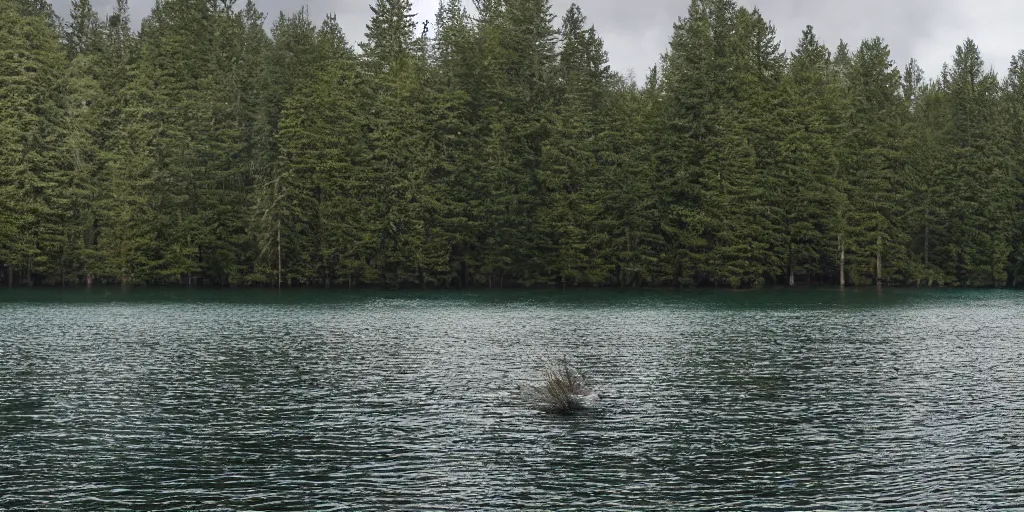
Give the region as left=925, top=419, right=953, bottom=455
left=520, top=356, right=596, bottom=415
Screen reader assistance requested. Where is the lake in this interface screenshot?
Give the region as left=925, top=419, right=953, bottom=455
left=1, top=288, right=1023, bottom=510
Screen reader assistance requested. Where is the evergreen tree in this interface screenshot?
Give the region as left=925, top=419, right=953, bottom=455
left=54, top=0, right=106, bottom=284
left=536, top=3, right=612, bottom=287
left=4, top=0, right=1024, bottom=289
left=253, top=8, right=319, bottom=286
left=901, top=60, right=954, bottom=285
left=275, top=14, right=371, bottom=286
left=484, top=0, right=558, bottom=286
left=656, top=1, right=785, bottom=287
left=426, top=0, right=479, bottom=287
left=87, top=0, right=162, bottom=284
left=655, top=0, right=721, bottom=286
left=0, top=0, right=68, bottom=285
left=945, top=40, right=1014, bottom=285
left=595, top=74, right=662, bottom=286
left=779, top=26, right=841, bottom=285
left=359, top=0, right=442, bottom=286
left=1003, top=50, right=1024, bottom=285
left=135, top=0, right=261, bottom=284
left=64, top=0, right=100, bottom=58
left=843, top=37, right=907, bottom=285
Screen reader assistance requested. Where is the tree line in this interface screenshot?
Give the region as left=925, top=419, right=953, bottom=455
left=3, top=0, right=1024, bottom=289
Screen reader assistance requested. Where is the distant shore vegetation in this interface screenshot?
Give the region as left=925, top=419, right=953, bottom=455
left=4, top=0, right=1024, bottom=289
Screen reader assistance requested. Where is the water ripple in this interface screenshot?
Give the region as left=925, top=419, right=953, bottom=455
left=1, top=289, right=1024, bottom=510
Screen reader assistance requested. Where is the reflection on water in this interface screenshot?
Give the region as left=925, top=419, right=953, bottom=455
left=1, top=288, right=1023, bottom=510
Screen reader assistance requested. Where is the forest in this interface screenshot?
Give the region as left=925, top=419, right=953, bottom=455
left=2, top=0, right=1024, bottom=289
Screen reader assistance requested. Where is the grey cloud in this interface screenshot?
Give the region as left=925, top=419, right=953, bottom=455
left=731, top=0, right=1014, bottom=79
left=552, top=0, right=1020, bottom=80
left=53, top=0, right=1024, bottom=80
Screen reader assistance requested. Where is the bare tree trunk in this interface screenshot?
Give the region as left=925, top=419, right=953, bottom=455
left=625, top=227, right=631, bottom=288
left=277, top=221, right=282, bottom=290
left=924, top=223, right=930, bottom=287
left=876, top=235, right=882, bottom=287
left=788, top=245, right=795, bottom=287
left=839, top=235, right=846, bottom=288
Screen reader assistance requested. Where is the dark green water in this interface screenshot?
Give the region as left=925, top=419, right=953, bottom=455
left=2, top=288, right=1023, bottom=510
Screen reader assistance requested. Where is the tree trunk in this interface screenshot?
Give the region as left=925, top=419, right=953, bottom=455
left=624, top=227, right=631, bottom=288
left=876, top=235, right=882, bottom=287
left=839, top=236, right=846, bottom=288
left=788, top=245, right=795, bottom=287
left=277, top=221, right=282, bottom=290
left=924, top=223, right=930, bottom=287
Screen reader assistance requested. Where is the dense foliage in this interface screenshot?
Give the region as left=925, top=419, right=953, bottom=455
left=3, top=0, right=1024, bottom=288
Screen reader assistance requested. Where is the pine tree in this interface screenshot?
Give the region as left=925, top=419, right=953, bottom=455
left=1004, top=51, right=1024, bottom=286
left=5, top=0, right=1024, bottom=289
left=87, top=0, right=163, bottom=285
left=54, top=0, right=106, bottom=284
left=359, top=0, right=441, bottom=286
left=900, top=60, right=954, bottom=285
left=536, top=3, right=612, bottom=287
left=275, top=14, right=370, bottom=286
left=135, top=0, right=259, bottom=284
left=426, top=0, right=479, bottom=287
left=779, top=26, right=841, bottom=285
left=945, top=40, right=1014, bottom=285
left=472, top=0, right=558, bottom=286
left=594, top=74, right=662, bottom=286
left=654, top=0, right=718, bottom=286
left=252, top=8, right=319, bottom=286
left=656, top=0, right=785, bottom=288
left=0, top=0, right=68, bottom=285
left=726, top=7, right=788, bottom=286
left=843, top=37, right=907, bottom=285
left=64, top=0, right=100, bottom=59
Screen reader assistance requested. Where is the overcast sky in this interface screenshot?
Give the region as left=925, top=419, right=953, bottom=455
left=62, top=0, right=1023, bottom=81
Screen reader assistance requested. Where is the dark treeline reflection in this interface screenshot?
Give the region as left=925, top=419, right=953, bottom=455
left=3, top=0, right=1024, bottom=288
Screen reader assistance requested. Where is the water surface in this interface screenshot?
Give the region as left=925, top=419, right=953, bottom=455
left=1, top=288, right=1023, bottom=510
